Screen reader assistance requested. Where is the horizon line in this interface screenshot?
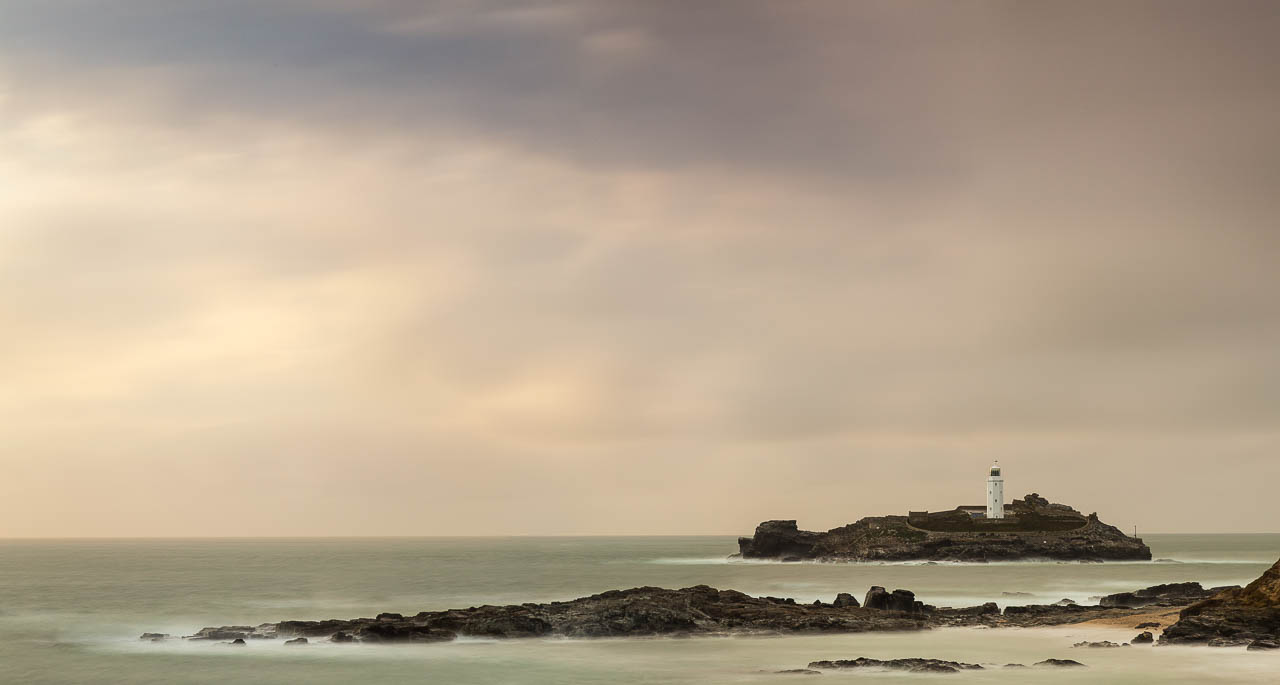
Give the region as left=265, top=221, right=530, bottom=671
left=2, top=531, right=1278, bottom=541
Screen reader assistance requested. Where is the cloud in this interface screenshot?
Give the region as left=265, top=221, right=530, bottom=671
left=0, top=1, right=1278, bottom=535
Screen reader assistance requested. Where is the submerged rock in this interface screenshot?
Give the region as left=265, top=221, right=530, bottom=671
left=808, top=657, right=983, bottom=674
left=1073, top=640, right=1126, bottom=648
left=284, top=637, right=308, bottom=646
left=1035, top=658, right=1086, bottom=668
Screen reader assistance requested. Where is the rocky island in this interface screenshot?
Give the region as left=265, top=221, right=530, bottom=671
left=736, top=493, right=1151, bottom=562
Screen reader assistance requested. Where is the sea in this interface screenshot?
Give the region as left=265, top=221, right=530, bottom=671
left=0, top=534, right=1276, bottom=684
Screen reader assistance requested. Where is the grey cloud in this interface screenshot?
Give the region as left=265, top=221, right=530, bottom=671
left=2, top=1, right=1279, bottom=535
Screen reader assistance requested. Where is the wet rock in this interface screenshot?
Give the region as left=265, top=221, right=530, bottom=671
left=863, top=586, right=890, bottom=609
left=1134, top=621, right=1161, bottom=629
left=1053, top=599, right=1078, bottom=606
left=189, top=627, right=252, bottom=641
left=228, top=638, right=245, bottom=645
left=773, top=669, right=821, bottom=675
left=284, top=637, right=308, bottom=646
left=737, top=520, right=822, bottom=559
left=832, top=593, right=860, bottom=608
left=376, top=613, right=403, bottom=621
left=1132, top=631, right=1154, bottom=644
left=932, top=602, right=1000, bottom=621
left=1161, top=558, right=1280, bottom=645
left=1073, top=640, right=1126, bottom=648
left=190, top=585, right=932, bottom=644
left=139, top=633, right=169, bottom=641
left=1247, top=639, right=1279, bottom=651
left=1035, top=659, right=1086, bottom=667
left=862, top=587, right=921, bottom=613
left=808, top=657, right=983, bottom=673
left=1100, top=582, right=1223, bottom=608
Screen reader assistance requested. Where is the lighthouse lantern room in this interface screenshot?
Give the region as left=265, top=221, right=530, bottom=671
left=986, top=462, right=1005, bottom=519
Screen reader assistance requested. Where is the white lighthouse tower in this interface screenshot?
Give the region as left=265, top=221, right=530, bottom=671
left=986, top=462, right=1005, bottom=519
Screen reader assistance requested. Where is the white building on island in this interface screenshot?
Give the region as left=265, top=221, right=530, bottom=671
left=986, top=462, right=1005, bottom=519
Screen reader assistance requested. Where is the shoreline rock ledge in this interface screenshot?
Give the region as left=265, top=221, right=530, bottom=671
left=1161, top=556, right=1280, bottom=648
left=736, top=494, right=1151, bottom=562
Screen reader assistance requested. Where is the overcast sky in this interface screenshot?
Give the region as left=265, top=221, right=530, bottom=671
left=2, top=1, right=1277, bottom=536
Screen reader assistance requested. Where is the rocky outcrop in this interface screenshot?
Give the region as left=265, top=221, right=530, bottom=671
left=185, top=586, right=933, bottom=644
left=863, top=586, right=924, bottom=613
left=171, top=581, right=1213, bottom=646
left=1132, top=631, right=1154, bottom=644
left=832, top=593, right=859, bottom=608
left=1161, top=558, right=1280, bottom=646
left=737, top=494, right=1150, bottom=561
left=1099, top=582, right=1235, bottom=608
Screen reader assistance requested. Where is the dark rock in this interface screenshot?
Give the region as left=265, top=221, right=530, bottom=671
left=1134, top=622, right=1161, bottom=629
left=1161, top=558, right=1280, bottom=645
left=1035, top=659, right=1086, bottom=667
left=772, top=669, right=821, bottom=675
left=1003, top=663, right=1027, bottom=668
left=864, top=586, right=890, bottom=610
left=189, top=585, right=932, bottom=644
left=376, top=613, right=403, bottom=621
left=1053, top=599, right=1078, bottom=606
left=1247, top=639, right=1279, bottom=651
left=1132, top=631, right=1154, bottom=644
left=284, top=637, right=308, bottom=646
left=229, top=638, right=245, bottom=645
left=932, top=603, right=1000, bottom=621
left=189, top=627, right=252, bottom=641
left=808, top=658, right=983, bottom=673
left=139, top=633, right=169, bottom=641
left=1100, top=582, right=1222, bottom=608
left=738, top=521, right=822, bottom=559
left=832, top=593, right=859, bottom=608
left=738, top=494, right=1150, bottom=562
left=1073, top=640, right=1125, bottom=648
left=861, top=587, right=921, bottom=613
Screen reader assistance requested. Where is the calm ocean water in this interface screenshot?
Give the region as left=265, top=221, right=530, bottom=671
left=0, top=534, right=1276, bottom=683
